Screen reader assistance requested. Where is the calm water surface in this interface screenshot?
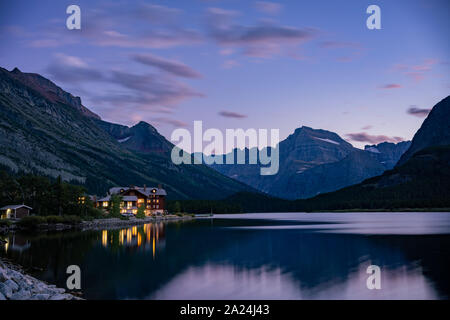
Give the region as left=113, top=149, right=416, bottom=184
left=1, top=212, right=449, bottom=300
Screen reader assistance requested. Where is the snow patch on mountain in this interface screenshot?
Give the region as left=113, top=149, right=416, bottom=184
left=118, top=136, right=131, bottom=143
left=313, top=137, right=340, bottom=145
left=366, top=147, right=381, bottom=153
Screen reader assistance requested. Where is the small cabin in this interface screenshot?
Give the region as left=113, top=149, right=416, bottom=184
left=0, top=205, right=33, bottom=220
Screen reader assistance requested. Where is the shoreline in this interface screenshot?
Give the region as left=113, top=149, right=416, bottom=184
left=0, top=215, right=194, bottom=300
left=0, top=258, right=82, bottom=300
left=0, top=215, right=195, bottom=235
left=79, top=215, right=194, bottom=231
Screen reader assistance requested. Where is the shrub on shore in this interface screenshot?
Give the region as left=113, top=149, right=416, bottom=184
left=17, top=216, right=47, bottom=229
left=0, top=219, right=12, bottom=227
left=60, top=215, right=82, bottom=225
left=17, top=215, right=83, bottom=229
left=43, top=215, right=82, bottom=225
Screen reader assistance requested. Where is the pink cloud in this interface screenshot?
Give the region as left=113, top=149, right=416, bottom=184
left=392, top=59, right=439, bottom=82
left=379, top=84, right=402, bottom=89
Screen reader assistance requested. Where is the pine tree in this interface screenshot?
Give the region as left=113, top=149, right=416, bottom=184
left=136, top=204, right=145, bottom=219
left=110, top=194, right=122, bottom=218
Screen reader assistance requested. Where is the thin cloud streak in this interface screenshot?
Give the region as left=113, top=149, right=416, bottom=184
left=206, top=7, right=317, bottom=58
left=132, top=53, right=202, bottom=78
left=407, top=107, right=431, bottom=117
left=219, top=111, right=248, bottom=119
left=346, top=132, right=404, bottom=144
left=379, top=84, right=402, bottom=89
left=392, top=58, right=439, bottom=82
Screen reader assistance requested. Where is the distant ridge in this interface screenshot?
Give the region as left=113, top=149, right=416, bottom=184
left=210, top=126, right=410, bottom=199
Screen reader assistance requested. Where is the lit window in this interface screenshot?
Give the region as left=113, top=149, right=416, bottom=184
left=103, top=202, right=108, bottom=207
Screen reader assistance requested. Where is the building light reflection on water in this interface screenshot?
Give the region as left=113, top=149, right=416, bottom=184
left=2, top=234, right=30, bottom=254
left=101, top=223, right=165, bottom=259
left=102, top=230, right=108, bottom=247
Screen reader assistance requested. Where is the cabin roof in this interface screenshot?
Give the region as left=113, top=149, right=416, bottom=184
left=98, top=196, right=111, bottom=202
left=109, top=186, right=167, bottom=196
left=122, top=196, right=138, bottom=201
left=0, top=204, right=33, bottom=210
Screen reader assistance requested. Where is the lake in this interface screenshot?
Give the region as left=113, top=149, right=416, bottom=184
left=1, top=212, right=450, bottom=300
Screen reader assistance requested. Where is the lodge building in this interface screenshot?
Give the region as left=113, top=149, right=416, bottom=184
left=96, top=186, right=167, bottom=216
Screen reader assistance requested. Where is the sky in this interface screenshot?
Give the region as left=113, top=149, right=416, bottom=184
left=0, top=0, right=449, bottom=151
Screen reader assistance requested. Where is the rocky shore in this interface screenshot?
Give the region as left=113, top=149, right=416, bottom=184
left=0, top=259, right=82, bottom=300
left=0, top=215, right=194, bottom=235
left=80, top=215, right=194, bottom=231
left=0, top=215, right=194, bottom=300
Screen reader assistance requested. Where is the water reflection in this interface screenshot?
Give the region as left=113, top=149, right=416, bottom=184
left=149, top=262, right=438, bottom=300
left=0, top=214, right=449, bottom=300
left=1, top=233, right=31, bottom=254
left=99, top=223, right=166, bottom=258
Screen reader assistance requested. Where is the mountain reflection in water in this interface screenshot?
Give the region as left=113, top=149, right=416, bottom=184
left=1, top=212, right=449, bottom=300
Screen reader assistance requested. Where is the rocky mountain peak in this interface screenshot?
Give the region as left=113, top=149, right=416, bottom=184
left=397, top=96, right=450, bottom=165
left=4, top=67, right=100, bottom=120
left=134, top=121, right=158, bottom=132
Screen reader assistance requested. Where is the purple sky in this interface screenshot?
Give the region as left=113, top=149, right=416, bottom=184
left=0, top=0, right=449, bottom=149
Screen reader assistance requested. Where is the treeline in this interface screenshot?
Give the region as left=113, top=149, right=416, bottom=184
left=0, top=171, right=102, bottom=217
left=2, top=145, right=449, bottom=217
left=168, top=146, right=450, bottom=213
left=167, top=199, right=243, bottom=214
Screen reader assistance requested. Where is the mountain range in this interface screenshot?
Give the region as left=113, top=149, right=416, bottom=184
left=1, top=66, right=447, bottom=207
left=209, top=127, right=410, bottom=199
left=299, top=96, right=450, bottom=210
left=182, top=96, right=450, bottom=213
left=0, top=67, right=252, bottom=199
